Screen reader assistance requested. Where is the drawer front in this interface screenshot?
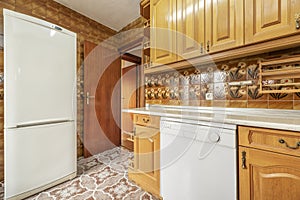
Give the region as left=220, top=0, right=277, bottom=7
left=134, top=114, right=160, bottom=128
left=239, top=126, right=300, bottom=157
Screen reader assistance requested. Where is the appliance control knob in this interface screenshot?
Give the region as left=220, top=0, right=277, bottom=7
left=209, top=133, right=220, bottom=143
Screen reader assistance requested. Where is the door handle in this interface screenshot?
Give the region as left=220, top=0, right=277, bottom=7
left=86, top=92, right=95, bottom=105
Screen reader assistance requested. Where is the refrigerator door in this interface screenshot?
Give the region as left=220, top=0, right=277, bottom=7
left=4, top=10, right=77, bottom=128
left=4, top=122, right=76, bottom=199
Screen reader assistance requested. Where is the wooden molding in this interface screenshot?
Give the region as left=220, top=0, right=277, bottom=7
left=145, top=33, right=300, bottom=74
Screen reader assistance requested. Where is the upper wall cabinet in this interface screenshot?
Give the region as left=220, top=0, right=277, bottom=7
left=245, top=0, right=300, bottom=44
left=151, top=0, right=177, bottom=65
left=176, top=0, right=205, bottom=60
left=205, top=0, right=244, bottom=52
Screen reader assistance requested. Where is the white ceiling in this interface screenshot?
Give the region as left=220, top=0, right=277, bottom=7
left=54, top=0, right=140, bottom=31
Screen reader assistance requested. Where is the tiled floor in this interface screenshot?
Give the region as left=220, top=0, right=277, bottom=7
left=0, top=147, right=158, bottom=200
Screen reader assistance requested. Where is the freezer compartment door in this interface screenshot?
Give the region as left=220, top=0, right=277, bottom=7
left=4, top=122, right=76, bottom=199
left=4, top=11, right=76, bottom=128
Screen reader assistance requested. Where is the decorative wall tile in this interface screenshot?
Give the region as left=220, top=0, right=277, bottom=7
left=228, top=86, right=247, bottom=100
left=248, top=101, right=268, bottom=109
left=247, top=63, right=259, bottom=80
left=229, top=100, right=247, bottom=108
left=269, top=101, right=293, bottom=109
left=228, top=62, right=247, bottom=81
left=269, top=92, right=293, bottom=101
left=214, top=83, right=226, bottom=100
left=293, top=101, right=300, bottom=110
left=248, top=85, right=266, bottom=100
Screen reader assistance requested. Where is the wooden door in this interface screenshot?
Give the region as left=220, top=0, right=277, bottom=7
left=245, top=0, right=300, bottom=44
left=177, top=0, right=205, bottom=60
left=121, top=65, right=137, bottom=150
left=83, top=41, right=121, bottom=157
left=205, top=0, right=244, bottom=52
left=239, top=147, right=300, bottom=200
left=151, top=0, right=177, bottom=65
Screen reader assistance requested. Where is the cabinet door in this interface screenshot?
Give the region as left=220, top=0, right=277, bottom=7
left=151, top=0, right=177, bottom=65
left=205, top=0, right=244, bottom=52
left=239, top=147, right=300, bottom=200
left=245, top=0, right=300, bottom=44
left=133, top=125, right=160, bottom=195
left=177, top=0, right=205, bottom=60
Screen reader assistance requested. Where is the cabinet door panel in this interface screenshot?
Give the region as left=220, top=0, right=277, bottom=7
left=177, top=0, right=205, bottom=60
left=245, top=0, right=300, bottom=44
left=205, top=0, right=244, bottom=52
left=239, top=147, right=300, bottom=200
left=151, top=0, right=177, bottom=65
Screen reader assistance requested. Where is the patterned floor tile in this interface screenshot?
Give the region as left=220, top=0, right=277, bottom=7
left=0, top=147, right=158, bottom=200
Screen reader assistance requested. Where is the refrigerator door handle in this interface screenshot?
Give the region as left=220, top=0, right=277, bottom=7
left=16, top=120, right=72, bottom=128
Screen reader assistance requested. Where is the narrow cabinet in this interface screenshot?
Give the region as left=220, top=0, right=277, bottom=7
left=176, top=0, right=205, bottom=60
left=128, top=114, right=161, bottom=198
left=239, top=126, right=300, bottom=200
left=205, top=0, right=244, bottom=52
left=151, top=0, right=177, bottom=65
left=245, top=0, right=300, bottom=44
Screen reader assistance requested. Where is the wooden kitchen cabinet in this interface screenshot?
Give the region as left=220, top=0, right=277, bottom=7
left=245, top=0, right=300, bottom=44
left=176, top=0, right=205, bottom=59
left=151, top=0, right=177, bottom=65
left=151, top=0, right=244, bottom=64
left=205, top=0, right=244, bottom=53
left=128, top=114, right=161, bottom=198
left=239, top=126, right=300, bottom=200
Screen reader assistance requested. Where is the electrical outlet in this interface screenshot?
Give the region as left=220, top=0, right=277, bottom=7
left=205, top=93, right=213, bottom=100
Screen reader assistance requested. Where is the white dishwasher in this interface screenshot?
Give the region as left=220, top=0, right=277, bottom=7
left=160, top=117, right=237, bottom=200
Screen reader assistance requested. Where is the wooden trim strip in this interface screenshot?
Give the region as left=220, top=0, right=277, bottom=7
left=145, top=33, right=300, bottom=74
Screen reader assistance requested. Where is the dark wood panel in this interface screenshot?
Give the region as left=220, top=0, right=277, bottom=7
left=84, top=41, right=121, bottom=157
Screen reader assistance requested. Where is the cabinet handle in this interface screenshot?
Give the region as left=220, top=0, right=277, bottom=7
left=133, top=127, right=136, bottom=136
left=148, top=138, right=154, bottom=143
left=278, top=139, right=300, bottom=150
left=296, top=13, right=300, bottom=29
left=143, top=118, right=150, bottom=123
left=207, top=41, right=210, bottom=52
left=241, top=151, right=247, bottom=169
left=200, top=43, right=204, bottom=54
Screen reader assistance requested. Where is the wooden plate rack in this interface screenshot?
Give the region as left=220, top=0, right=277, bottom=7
left=259, top=55, right=300, bottom=93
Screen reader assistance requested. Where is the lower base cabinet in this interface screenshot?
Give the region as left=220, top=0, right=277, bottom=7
left=239, top=126, right=300, bottom=200
left=128, top=114, right=161, bottom=198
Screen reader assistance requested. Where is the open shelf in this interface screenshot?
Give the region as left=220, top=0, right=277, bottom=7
left=140, top=0, right=150, bottom=20
left=259, top=55, right=300, bottom=94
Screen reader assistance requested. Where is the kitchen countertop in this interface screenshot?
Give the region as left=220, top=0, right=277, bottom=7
left=122, top=105, right=300, bottom=132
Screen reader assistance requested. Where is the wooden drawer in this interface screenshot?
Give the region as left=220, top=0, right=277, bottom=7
left=121, top=132, right=134, bottom=151
left=239, top=126, right=300, bottom=157
left=134, top=114, right=160, bottom=128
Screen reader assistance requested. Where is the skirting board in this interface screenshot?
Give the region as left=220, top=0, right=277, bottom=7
left=5, top=172, right=77, bottom=200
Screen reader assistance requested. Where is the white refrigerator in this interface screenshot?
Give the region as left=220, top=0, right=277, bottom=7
left=3, top=9, right=77, bottom=200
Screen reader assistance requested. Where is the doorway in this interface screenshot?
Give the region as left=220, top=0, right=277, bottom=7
left=120, top=45, right=143, bottom=150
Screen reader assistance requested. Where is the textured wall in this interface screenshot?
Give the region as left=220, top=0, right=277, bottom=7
left=118, top=17, right=144, bottom=47
left=145, top=47, right=300, bottom=110
left=0, top=0, right=118, bottom=181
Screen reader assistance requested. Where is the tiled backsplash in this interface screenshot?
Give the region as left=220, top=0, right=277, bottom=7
left=145, top=47, right=300, bottom=110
